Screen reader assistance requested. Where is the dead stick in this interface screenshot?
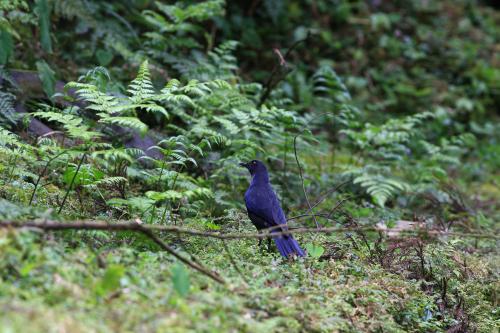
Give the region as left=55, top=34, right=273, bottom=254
left=138, top=225, right=225, bottom=284
left=221, top=240, right=250, bottom=284
left=1, top=220, right=224, bottom=284
left=0, top=220, right=497, bottom=240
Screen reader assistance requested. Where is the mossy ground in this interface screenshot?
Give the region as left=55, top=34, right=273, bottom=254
left=0, top=215, right=497, bottom=332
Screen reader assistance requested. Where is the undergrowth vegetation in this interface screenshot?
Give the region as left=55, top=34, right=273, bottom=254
left=0, top=0, right=498, bottom=332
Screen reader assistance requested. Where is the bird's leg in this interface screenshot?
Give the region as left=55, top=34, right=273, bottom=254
left=263, top=236, right=273, bottom=253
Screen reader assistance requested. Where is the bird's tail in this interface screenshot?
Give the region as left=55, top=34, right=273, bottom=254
left=273, top=234, right=305, bottom=258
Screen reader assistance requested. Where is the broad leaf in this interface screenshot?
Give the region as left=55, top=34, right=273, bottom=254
left=0, top=28, right=13, bottom=65
left=305, top=243, right=325, bottom=259
left=36, top=60, right=56, bottom=99
left=171, top=263, right=190, bottom=297
left=34, top=0, right=52, bottom=53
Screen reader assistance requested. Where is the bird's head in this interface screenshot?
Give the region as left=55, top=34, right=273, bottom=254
left=239, top=160, right=268, bottom=177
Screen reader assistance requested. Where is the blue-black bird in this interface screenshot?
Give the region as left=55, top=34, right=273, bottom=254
left=240, top=160, right=305, bottom=258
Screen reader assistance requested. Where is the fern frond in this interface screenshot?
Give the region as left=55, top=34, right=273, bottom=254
left=32, top=110, right=101, bottom=141
left=353, top=174, right=409, bottom=207
left=213, top=116, right=239, bottom=134
left=128, top=60, right=155, bottom=103
left=92, top=148, right=139, bottom=163
left=66, top=82, right=119, bottom=113
left=93, top=176, right=128, bottom=187
left=0, top=91, right=20, bottom=127
left=98, top=115, right=148, bottom=135
left=0, top=127, right=20, bottom=146
left=313, top=65, right=351, bottom=103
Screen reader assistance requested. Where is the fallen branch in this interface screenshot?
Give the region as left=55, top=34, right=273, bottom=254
left=0, top=220, right=497, bottom=240
left=137, top=225, right=225, bottom=284
left=0, top=220, right=224, bottom=284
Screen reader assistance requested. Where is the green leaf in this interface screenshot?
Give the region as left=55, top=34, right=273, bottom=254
left=19, top=261, right=38, bottom=277
left=305, top=243, right=325, bottom=259
left=171, top=263, right=190, bottom=297
left=0, top=17, right=20, bottom=40
left=63, top=165, right=104, bottom=189
left=96, top=49, right=114, bottom=66
left=146, top=190, right=183, bottom=202
left=36, top=60, right=56, bottom=99
left=95, top=265, right=125, bottom=296
left=34, top=0, right=52, bottom=53
left=204, top=221, right=221, bottom=230
left=0, top=28, right=13, bottom=65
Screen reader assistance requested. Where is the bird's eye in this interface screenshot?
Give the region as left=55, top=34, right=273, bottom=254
left=252, top=161, right=257, bottom=164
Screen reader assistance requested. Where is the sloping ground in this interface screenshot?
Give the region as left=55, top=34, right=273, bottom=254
left=0, top=216, right=498, bottom=332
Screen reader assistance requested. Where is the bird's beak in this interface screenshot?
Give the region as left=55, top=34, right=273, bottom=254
left=239, top=162, right=249, bottom=169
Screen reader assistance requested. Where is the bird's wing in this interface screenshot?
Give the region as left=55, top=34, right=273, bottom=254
left=245, top=185, right=286, bottom=230
left=269, top=190, right=289, bottom=231
left=247, top=211, right=272, bottom=230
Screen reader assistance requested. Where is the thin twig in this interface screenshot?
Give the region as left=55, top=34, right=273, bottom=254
left=290, top=181, right=351, bottom=222
left=293, top=135, right=320, bottom=229
left=326, top=196, right=352, bottom=218
left=58, top=151, right=87, bottom=214
left=288, top=212, right=338, bottom=222
left=309, top=180, right=350, bottom=211
left=30, top=151, right=68, bottom=205
left=288, top=111, right=341, bottom=229
left=258, top=33, right=310, bottom=106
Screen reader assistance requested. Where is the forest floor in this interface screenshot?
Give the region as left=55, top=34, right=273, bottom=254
left=1, top=157, right=498, bottom=333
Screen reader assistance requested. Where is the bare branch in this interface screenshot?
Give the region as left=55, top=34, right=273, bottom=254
left=258, top=33, right=310, bottom=106
left=137, top=225, right=225, bottom=284
left=0, top=220, right=225, bottom=284
left=0, top=220, right=497, bottom=240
